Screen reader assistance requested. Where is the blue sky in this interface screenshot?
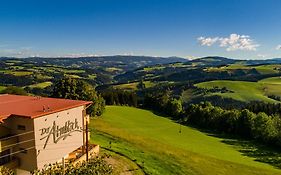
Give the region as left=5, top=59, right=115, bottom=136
left=0, top=0, right=281, bottom=59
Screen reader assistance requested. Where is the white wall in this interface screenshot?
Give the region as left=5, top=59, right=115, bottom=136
left=33, top=106, right=84, bottom=170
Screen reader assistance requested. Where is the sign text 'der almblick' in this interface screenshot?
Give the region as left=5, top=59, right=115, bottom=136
left=39, top=119, right=83, bottom=149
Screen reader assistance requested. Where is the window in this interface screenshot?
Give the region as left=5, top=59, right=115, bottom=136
left=17, top=125, right=26, bottom=130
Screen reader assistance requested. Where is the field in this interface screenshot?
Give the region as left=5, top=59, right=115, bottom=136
left=0, top=70, right=33, bottom=76
left=91, top=106, right=281, bottom=175
left=28, top=81, right=52, bottom=89
left=206, top=64, right=281, bottom=74
left=195, top=78, right=281, bottom=102
left=114, top=81, right=156, bottom=90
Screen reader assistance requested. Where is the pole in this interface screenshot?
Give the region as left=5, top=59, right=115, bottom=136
left=86, top=115, right=89, bottom=162
left=62, top=157, right=65, bottom=175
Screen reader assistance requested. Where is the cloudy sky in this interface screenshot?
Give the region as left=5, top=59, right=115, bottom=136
left=0, top=0, right=281, bottom=59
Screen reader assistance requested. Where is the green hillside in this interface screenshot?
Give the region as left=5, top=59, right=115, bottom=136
left=195, top=79, right=281, bottom=103
left=90, top=106, right=281, bottom=175
left=259, top=77, right=281, bottom=84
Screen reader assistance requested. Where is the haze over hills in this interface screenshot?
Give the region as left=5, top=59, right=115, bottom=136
left=0, top=55, right=188, bottom=69
left=2, top=54, right=281, bottom=174
left=2, top=55, right=281, bottom=66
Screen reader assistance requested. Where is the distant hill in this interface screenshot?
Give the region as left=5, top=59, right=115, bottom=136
left=244, top=58, right=281, bottom=65
left=189, top=56, right=237, bottom=66
left=188, top=56, right=281, bottom=66
left=0, top=55, right=187, bottom=72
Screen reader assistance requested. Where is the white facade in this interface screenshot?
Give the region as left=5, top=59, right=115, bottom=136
left=1, top=105, right=86, bottom=175
left=33, top=106, right=84, bottom=170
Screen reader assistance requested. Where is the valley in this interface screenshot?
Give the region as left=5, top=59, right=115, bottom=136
left=2, top=55, right=281, bottom=174
left=91, top=106, right=281, bottom=175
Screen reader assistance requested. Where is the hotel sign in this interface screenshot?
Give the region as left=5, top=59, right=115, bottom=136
left=39, top=119, right=83, bottom=149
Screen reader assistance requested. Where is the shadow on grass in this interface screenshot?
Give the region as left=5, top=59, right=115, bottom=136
left=207, top=132, right=281, bottom=169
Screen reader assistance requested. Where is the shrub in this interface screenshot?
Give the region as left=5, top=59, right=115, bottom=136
left=32, top=156, right=113, bottom=175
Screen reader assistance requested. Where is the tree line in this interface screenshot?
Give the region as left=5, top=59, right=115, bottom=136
left=143, top=92, right=281, bottom=148
left=184, top=102, right=281, bottom=147
left=246, top=101, right=281, bottom=116
left=143, top=91, right=183, bottom=119
left=101, top=89, right=138, bottom=107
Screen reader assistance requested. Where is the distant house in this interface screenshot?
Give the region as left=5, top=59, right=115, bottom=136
left=0, top=94, right=99, bottom=175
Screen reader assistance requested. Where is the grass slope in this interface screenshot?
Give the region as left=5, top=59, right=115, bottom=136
left=259, top=77, right=281, bottom=84
left=195, top=80, right=281, bottom=102
left=91, top=106, right=281, bottom=175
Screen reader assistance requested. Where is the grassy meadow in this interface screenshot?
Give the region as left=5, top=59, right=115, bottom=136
left=91, top=106, right=281, bottom=175
left=195, top=78, right=281, bottom=103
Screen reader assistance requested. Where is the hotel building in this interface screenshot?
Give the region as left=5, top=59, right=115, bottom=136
left=0, top=94, right=99, bottom=175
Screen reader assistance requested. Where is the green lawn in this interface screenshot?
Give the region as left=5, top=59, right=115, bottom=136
left=91, top=106, right=281, bottom=175
left=195, top=80, right=281, bottom=102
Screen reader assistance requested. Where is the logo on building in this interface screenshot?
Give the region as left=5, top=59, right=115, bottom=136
left=39, top=119, right=82, bottom=149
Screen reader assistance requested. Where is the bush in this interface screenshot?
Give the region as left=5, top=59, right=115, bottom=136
left=0, top=166, right=14, bottom=175
left=32, top=156, right=113, bottom=175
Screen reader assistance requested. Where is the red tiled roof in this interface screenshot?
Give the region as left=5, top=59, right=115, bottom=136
left=0, top=94, right=92, bottom=121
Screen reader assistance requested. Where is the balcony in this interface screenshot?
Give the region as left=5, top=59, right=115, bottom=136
left=0, top=136, right=18, bottom=152
left=66, top=144, right=100, bottom=164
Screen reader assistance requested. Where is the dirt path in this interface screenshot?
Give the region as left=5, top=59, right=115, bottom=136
left=102, top=148, right=145, bottom=175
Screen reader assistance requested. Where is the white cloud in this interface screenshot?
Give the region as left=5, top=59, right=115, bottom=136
left=197, top=37, right=219, bottom=46
left=276, top=45, right=281, bottom=50
left=197, top=34, right=259, bottom=51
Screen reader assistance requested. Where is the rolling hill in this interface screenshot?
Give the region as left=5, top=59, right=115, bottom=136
left=91, top=106, right=281, bottom=175
left=194, top=77, right=281, bottom=103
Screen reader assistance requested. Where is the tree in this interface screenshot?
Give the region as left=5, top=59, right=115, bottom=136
left=1, top=86, right=28, bottom=95
left=52, top=77, right=105, bottom=116
left=167, top=98, right=183, bottom=119
left=252, top=112, right=277, bottom=142
left=236, top=109, right=255, bottom=137
left=137, top=80, right=146, bottom=90
left=272, top=115, right=281, bottom=146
